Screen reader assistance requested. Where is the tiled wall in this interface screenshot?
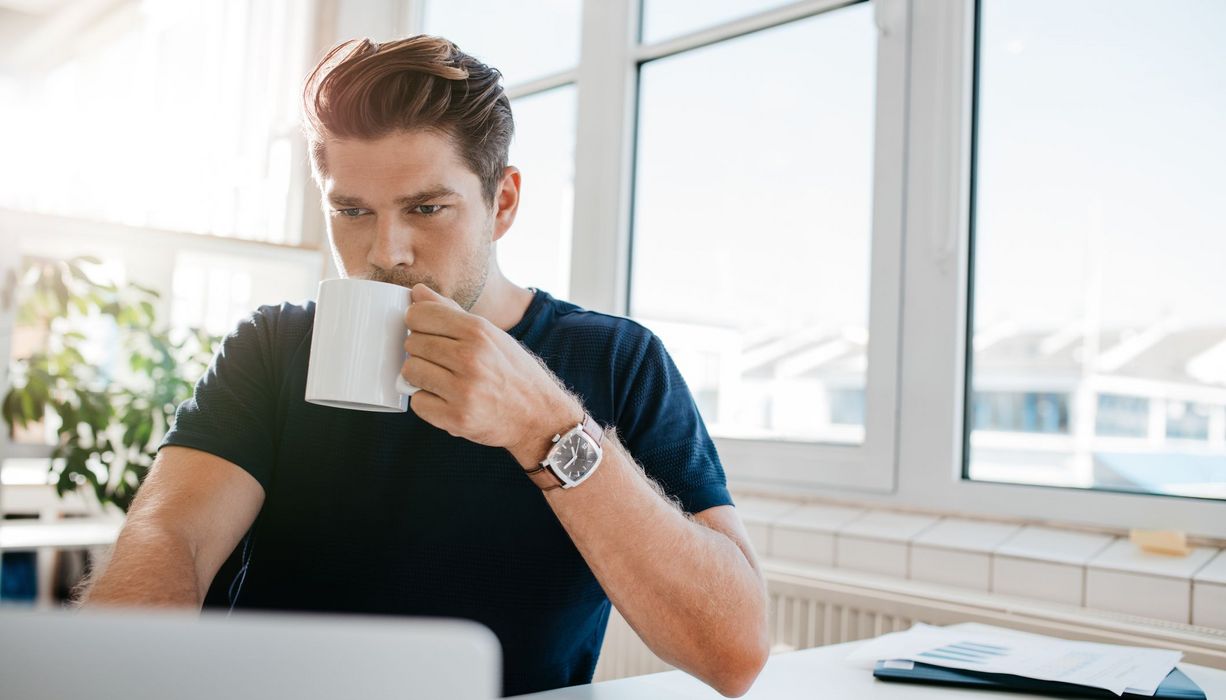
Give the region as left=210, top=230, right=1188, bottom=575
left=735, top=496, right=1226, bottom=629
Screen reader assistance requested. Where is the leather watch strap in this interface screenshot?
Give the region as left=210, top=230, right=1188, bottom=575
left=522, top=462, right=565, bottom=491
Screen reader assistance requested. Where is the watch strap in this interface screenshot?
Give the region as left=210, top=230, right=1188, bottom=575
left=581, top=414, right=604, bottom=447
left=522, top=462, right=565, bottom=491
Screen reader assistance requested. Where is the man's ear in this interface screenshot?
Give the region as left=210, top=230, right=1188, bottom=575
left=491, top=166, right=521, bottom=242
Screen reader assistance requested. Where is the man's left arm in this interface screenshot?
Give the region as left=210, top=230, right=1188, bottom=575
left=512, top=435, right=770, bottom=698
left=402, top=285, right=769, bottom=697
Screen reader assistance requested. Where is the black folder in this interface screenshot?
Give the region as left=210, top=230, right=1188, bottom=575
left=873, top=660, right=1206, bottom=699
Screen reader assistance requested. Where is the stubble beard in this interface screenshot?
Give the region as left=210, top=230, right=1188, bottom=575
left=358, top=232, right=492, bottom=312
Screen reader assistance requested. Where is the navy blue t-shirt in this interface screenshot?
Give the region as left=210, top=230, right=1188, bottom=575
left=160, top=289, right=732, bottom=696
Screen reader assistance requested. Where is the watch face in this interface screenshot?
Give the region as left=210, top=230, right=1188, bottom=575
left=549, top=430, right=600, bottom=484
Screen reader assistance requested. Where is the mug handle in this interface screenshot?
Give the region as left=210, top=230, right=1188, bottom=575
left=395, top=374, right=420, bottom=396
left=397, top=326, right=420, bottom=396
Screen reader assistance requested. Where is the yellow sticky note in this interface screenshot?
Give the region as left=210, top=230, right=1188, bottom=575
left=1129, top=529, right=1190, bottom=557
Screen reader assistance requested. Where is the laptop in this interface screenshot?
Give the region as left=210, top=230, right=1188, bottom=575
left=0, top=608, right=501, bottom=700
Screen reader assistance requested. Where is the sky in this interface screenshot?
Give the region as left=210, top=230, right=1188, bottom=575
left=974, top=0, right=1226, bottom=330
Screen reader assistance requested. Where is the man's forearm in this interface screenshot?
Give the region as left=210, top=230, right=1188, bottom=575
left=79, top=522, right=203, bottom=609
left=508, top=432, right=768, bottom=697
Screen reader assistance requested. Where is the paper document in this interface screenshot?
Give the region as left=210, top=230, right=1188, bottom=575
left=847, top=623, right=1181, bottom=696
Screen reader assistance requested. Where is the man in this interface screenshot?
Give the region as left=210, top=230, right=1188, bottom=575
left=82, top=35, right=768, bottom=697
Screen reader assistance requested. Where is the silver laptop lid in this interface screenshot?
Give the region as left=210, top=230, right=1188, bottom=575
left=0, top=609, right=500, bottom=700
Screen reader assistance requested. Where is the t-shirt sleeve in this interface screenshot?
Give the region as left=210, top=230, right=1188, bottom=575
left=614, top=331, right=733, bottom=515
left=159, top=309, right=280, bottom=492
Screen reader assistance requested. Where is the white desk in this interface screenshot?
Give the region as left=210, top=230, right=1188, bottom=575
left=0, top=517, right=123, bottom=551
left=0, top=517, right=122, bottom=607
left=513, top=641, right=1226, bottom=699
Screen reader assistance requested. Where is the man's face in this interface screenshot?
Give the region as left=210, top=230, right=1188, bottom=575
left=319, top=129, right=494, bottom=310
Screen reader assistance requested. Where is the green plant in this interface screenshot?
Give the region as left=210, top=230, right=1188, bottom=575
left=1, top=257, right=219, bottom=512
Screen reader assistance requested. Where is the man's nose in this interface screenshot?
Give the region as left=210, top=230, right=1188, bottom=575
left=367, top=214, right=414, bottom=270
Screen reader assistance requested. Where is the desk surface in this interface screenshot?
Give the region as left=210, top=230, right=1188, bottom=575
left=0, top=517, right=122, bottom=551
left=514, top=641, right=1226, bottom=699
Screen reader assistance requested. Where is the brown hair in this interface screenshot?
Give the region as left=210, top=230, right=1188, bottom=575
left=302, top=35, right=513, bottom=204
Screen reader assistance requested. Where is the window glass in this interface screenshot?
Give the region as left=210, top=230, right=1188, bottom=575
left=423, top=0, right=582, bottom=86
left=631, top=4, right=876, bottom=443
left=641, top=0, right=801, bottom=44
left=0, top=1, right=312, bottom=243
left=499, top=87, right=577, bottom=300
left=967, top=0, right=1226, bottom=499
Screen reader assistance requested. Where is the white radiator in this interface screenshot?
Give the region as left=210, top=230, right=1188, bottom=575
left=594, top=560, right=1226, bottom=682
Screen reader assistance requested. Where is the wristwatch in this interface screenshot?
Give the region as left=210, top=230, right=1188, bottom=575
left=522, top=414, right=604, bottom=491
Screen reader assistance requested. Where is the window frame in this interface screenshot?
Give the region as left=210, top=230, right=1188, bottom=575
left=887, top=0, right=1226, bottom=537
left=558, top=0, right=909, bottom=494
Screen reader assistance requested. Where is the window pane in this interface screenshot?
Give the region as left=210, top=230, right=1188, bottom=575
left=423, top=0, right=582, bottom=86
left=968, top=0, right=1226, bottom=500
left=500, top=87, right=577, bottom=299
left=0, top=1, right=312, bottom=243
left=171, top=251, right=319, bottom=337
left=631, top=4, right=876, bottom=443
left=641, top=0, right=800, bottom=44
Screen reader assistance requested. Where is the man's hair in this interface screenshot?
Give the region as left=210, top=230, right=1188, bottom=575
left=302, top=35, right=513, bottom=204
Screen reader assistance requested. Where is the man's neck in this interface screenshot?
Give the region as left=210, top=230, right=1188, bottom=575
left=470, top=272, right=535, bottom=332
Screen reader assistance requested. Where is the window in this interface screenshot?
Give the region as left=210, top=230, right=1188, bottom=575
left=630, top=3, right=877, bottom=444
left=640, top=0, right=800, bottom=43
left=1166, top=401, right=1211, bottom=442
left=500, top=87, right=578, bottom=299
left=423, top=0, right=582, bottom=86
left=1095, top=394, right=1149, bottom=439
left=965, top=0, right=1226, bottom=500
left=973, top=392, right=1069, bottom=435
left=0, top=1, right=315, bottom=243
left=171, top=252, right=320, bottom=337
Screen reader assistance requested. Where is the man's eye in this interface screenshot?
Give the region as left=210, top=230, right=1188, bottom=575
left=414, top=204, right=444, bottom=216
left=335, top=208, right=368, bottom=218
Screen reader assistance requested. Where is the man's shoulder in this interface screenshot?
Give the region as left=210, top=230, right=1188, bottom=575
left=253, top=299, right=315, bottom=324
left=229, top=300, right=316, bottom=349
left=539, top=295, right=661, bottom=358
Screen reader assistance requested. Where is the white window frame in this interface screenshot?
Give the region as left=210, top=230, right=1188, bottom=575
left=558, top=0, right=910, bottom=494
left=883, top=0, right=1226, bottom=538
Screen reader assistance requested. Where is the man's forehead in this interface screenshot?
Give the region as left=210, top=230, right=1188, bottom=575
left=321, top=130, right=476, bottom=192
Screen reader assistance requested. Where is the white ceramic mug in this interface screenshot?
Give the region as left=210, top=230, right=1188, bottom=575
left=305, top=278, right=420, bottom=412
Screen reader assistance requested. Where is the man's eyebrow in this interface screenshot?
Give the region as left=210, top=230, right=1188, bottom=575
left=395, top=186, right=461, bottom=207
left=327, top=194, right=367, bottom=207
left=326, top=187, right=461, bottom=208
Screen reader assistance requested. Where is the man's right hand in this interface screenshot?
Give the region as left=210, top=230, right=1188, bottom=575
left=79, top=446, right=264, bottom=609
